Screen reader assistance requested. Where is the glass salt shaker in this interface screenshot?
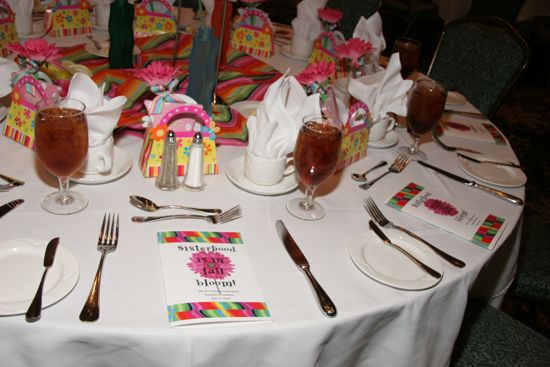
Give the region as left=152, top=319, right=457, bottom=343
left=182, top=132, right=205, bottom=191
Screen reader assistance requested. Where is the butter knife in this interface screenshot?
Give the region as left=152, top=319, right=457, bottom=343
left=275, top=220, right=337, bottom=318
left=25, top=237, right=59, bottom=322
left=456, top=152, right=523, bottom=169
left=369, top=221, right=442, bottom=279
left=0, top=199, right=24, bottom=219
left=418, top=161, right=523, bottom=205
left=0, top=173, right=24, bottom=186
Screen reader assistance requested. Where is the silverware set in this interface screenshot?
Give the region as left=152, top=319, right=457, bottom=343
left=359, top=153, right=410, bottom=190
left=130, top=195, right=222, bottom=214
left=132, top=205, right=242, bottom=224
left=0, top=173, right=24, bottom=192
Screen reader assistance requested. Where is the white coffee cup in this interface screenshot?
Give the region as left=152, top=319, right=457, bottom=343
left=244, top=152, right=294, bottom=186
left=291, top=37, right=314, bottom=59
left=95, top=3, right=110, bottom=28
left=15, top=13, right=33, bottom=36
left=79, top=137, right=114, bottom=175
left=368, top=115, right=396, bottom=142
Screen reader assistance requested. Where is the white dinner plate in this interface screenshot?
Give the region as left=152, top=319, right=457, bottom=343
left=457, top=153, right=527, bottom=188
left=367, top=130, right=399, bottom=149
left=349, top=228, right=443, bottom=290
left=71, top=146, right=132, bottom=184
left=446, top=91, right=467, bottom=106
left=85, top=41, right=141, bottom=58
left=226, top=155, right=298, bottom=196
left=0, top=238, right=79, bottom=316
left=231, top=101, right=261, bottom=119
left=279, top=44, right=309, bottom=62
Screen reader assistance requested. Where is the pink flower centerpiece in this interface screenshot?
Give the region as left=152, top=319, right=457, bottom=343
left=134, top=61, right=182, bottom=90
left=8, top=39, right=62, bottom=68
left=334, top=37, right=375, bottom=78
left=296, top=61, right=336, bottom=110
left=318, top=7, right=343, bottom=25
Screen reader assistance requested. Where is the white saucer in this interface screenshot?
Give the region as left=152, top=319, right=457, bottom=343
left=457, top=153, right=527, bottom=188
left=230, top=101, right=261, bottom=118
left=71, top=146, right=132, bottom=184
left=348, top=228, right=443, bottom=290
left=226, top=155, right=299, bottom=196
left=446, top=91, right=467, bottom=106
left=85, top=41, right=141, bottom=58
left=0, top=238, right=79, bottom=316
left=279, top=44, right=309, bottom=62
left=367, top=130, right=399, bottom=149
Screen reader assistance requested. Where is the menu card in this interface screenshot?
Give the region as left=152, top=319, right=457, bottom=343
left=157, top=230, right=271, bottom=326
left=440, top=116, right=506, bottom=145
left=386, top=182, right=508, bottom=250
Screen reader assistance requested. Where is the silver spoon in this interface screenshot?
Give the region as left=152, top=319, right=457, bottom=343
left=351, top=160, right=387, bottom=182
left=129, top=195, right=222, bottom=214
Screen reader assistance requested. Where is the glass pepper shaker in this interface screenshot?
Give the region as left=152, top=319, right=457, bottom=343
left=155, top=130, right=179, bottom=191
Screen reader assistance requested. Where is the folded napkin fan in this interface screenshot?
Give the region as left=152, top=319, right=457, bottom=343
left=247, top=73, right=320, bottom=159
left=291, top=0, right=327, bottom=41
left=0, top=58, right=20, bottom=98
left=67, top=73, right=127, bottom=147
left=348, top=53, right=413, bottom=122
left=353, top=13, right=386, bottom=73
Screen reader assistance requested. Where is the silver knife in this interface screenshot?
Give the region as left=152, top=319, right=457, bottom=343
left=275, top=220, right=337, bottom=318
left=369, top=221, right=442, bottom=279
left=444, top=109, right=486, bottom=119
left=456, top=152, right=523, bottom=169
left=0, top=173, right=24, bottom=186
left=25, top=237, right=60, bottom=322
left=0, top=199, right=24, bottom=218
left=418, top=161, right=523, bottom=206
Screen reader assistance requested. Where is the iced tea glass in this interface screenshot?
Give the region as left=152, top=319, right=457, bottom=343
left=287, top=114, right=343, bottom=220
left=393, top=37, right=421, bottom=79
left=35, top=98, right=89, bottom=215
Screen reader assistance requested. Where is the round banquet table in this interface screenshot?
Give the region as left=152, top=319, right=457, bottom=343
left=0, top=27, right=525, bottom=367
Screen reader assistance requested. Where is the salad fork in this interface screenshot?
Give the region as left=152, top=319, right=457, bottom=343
left=364, top=197, right=465, bottom=268
left=131, top=205, right=242, bottom=224
left=359, top=153, right=410, bottom=190
left=80, top=213, right=119, bottom=323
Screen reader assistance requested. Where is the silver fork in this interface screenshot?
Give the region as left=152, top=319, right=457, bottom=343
left=364, top=197, right=465, bottom=268
left=359, top=153, right=410, bottom=190
left=0, top=184, right=16, bottom=192
left=431, top=131, right=481, bottom=154
left=131, top=205, right=242, bottom=223
left=80, top=214, right=119, bottom=322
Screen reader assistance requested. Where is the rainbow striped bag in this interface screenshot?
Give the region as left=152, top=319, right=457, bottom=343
left=230, top=8, right=274, bottom=58
left=0, top=0, right=18, bottom=57
left=336, top=101, right=369, bottom=171
left=44, top=0, right=92, bottom=37
left=134, top=0, right=176, bottom=38
left=139, top=93, right=218, bottom=178
left=3, top=70, right=61, bottom=149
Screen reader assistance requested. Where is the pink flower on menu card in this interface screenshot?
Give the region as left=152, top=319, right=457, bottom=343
left=8, top=39, right=62, bottom=66
left=134, top=61, right=181, bottom=88
left=187, top=250, right=235, bottom=280
left=424, top=198, right=459, bottom=216
left=318, top=7, right=343, bottom=24
left=334, top=38, right=375, bottom=67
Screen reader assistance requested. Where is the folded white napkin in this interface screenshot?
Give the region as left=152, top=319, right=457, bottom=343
left=6, top=0, right=33, bottom=15
left=247, top=74, right=320, bottom=159
left=67, top=73, right=127, bottom=147
left=0, top=58, right=20, bottom=98
left=353, top=13, right=386, bottom=73
left=291, top=0, right=327, bottom=41
left=348, top=53, right=413, bottom=121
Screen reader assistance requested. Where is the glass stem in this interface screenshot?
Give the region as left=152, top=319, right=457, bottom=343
left=409, top=134, right=421, bottom=154
left=301, top=185, right=316, bottom=210
left=56, top=177, right=74, bottom=205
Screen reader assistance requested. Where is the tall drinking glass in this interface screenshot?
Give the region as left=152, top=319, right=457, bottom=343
left=393, top=37, right=421, bottom=79
left=287, top=114, right=343, bottom=221
left=399, top=79, right=448, bottom=161
left=35, top=98, right=89, bottom=215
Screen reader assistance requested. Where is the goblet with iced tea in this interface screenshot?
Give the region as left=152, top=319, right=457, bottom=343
left=35, top=98, right=89, bottom=215
left=287, top=114, right=343, bottom=220
left=393, top=37, right=421, bottom=79
left=399, top=79, right=447, bottom=161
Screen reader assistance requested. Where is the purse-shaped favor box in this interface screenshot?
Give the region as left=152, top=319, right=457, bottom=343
left=134, top=0, right=176, bottom=38
left=230, top=8, right=274, bottom=58
left=44, top=0, right=93, bottom=37
left=3, top=72, right=61, bottom=149
left=0, top=0, right=18, bottom=57
left=336, top=101, right=369, bottom=170
left=139, top=94, right=218, bottom=177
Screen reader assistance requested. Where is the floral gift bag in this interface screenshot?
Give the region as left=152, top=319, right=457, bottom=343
left=134, top=0, right=176, bottom=37
left=44, top=0, right=93, bottom=37
left=230, top=8, right=274, bottom=58
left=336, top=101, right=369, bottom=170
left=0, top=0, right=18, bottom=57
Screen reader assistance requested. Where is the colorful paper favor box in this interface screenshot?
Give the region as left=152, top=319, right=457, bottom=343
left=3, top=73, right=61, bottom=149
left=139, top=96, right=218, bottom=177
left=230, top=8, right=274, bottom=58
left=0, top=0, right=18, bottom=57
left=336, top=101, right=369, bottom=170
left=44, top=0, right=93, bottom=37
left=134, top=0, right=176, bottom=38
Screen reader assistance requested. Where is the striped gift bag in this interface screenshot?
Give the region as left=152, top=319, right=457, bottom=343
left=44, top=0, right=92, bottom=37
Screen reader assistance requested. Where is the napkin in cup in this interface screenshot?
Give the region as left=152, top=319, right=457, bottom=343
left=6, top=0, right=33, bottom=36
left=66, top=73, right=127, bottom=147
left=0, top=57, right=20, bottom=98
left=291, top=0, right=327, bottom=42
left=353, top=13, right=386, bottom=73
left=348, top=53, right=413, bottom=122
left=247, top=73, right=320, bottom=159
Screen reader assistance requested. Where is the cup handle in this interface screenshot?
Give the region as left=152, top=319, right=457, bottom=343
left=95, top=154, right=113, bottom=173
left=386, top=116, right=396, bottom=132
left=283, top=158, right=295, bottom=176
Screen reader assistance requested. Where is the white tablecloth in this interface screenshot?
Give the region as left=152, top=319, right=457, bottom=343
left=0, top=31, right=524, bottom=367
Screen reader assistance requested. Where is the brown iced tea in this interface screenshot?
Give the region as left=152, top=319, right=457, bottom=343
left=407, top=79, right=447, bottom=136
left=394, top=37, right=421, bottom=79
